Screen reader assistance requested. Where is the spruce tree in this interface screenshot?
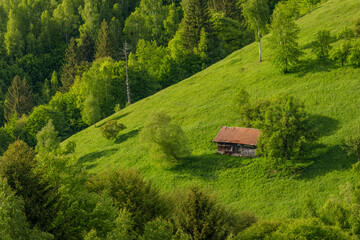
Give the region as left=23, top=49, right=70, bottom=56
left=95, top=19, right=114, bottom=60
left=60, top=38, right=79, bottom=93
left=4, top=76, right=34, bottom=121
left=182, top=0, right=213, bottom=53
left=78, top=30, right=95, bottom=63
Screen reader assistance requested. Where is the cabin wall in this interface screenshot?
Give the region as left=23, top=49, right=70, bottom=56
left=216, top=143, right=257, bottom=157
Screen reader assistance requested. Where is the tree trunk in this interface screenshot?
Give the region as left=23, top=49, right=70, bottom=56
left=123, top=41, right=131, bottom=105
left=258, top=28, right=262, bottom=62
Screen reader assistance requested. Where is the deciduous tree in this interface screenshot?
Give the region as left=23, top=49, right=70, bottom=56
left=242, top=0, right=269, bottom=62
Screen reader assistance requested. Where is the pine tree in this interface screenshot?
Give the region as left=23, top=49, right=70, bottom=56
left=182, top=0, right=213, bottom=53
left=60, top=38, right=79, bottom=93
left=78, top=30, right=95, bottom=63
left=95, top=19, right=114, bottom=60
left=4, top=76, right=34, bottom=121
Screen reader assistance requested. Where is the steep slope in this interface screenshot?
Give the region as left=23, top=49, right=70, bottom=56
left=66, top=0, right=360, bottom=219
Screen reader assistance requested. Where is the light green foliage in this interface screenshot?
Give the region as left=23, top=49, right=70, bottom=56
left=233, top=88, right=250, bottom=113
left=0, top=178, right=54, bottom=240
left=63, top=140, right=76, bottom=155
left=330, top=40, right=352, bottom=66
left=344, top=125, right=360, bottom=161
left=349, top=40, right=360, bottom=66
left=65, top=0, right=360, bottom=222
left=26, top=105, right=68, bottom=141
left=141, top=111, right=190, bottom=162
left=36, top=119, right=60, bottom=154
left=270, top=218, right=351, bottom=239
left=105, top=209, right=138, bottom=240
left=234, top=220, right=282, bottom=239
left=50, top=71, right=59, bottom=96
left=87, top=169, right=167, bottom=233
left=312, top=30, right=332, bottom=60
left=270, top=1, right=303, bottom=72
left=79, top=0, right=100, bottom=41
left=82, top=93, right=102, bottom=126
left=4, top=75, right=34, bottom=121
left=355, top=18, right=360, bottom=38
left=257, top=96, right=314, bottom=166
left=242, top=0, right=269, bottom=62
left=95, top=19, right=114, bottom=60
left=141, top=218, right=174, bottom=240
left=173, top=186, right=256, bottom=240
left=52, top=0, right=80, bottom=42
left=4, top=10, right=24, bottom=58
left=100, top=120, right=126, bottom=140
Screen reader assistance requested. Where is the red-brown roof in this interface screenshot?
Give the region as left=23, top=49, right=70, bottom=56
left=213, top=127, right=261, bottom=146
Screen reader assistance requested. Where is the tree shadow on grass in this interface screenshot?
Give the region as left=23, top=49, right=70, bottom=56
left=96, top=112, right=131, bottom=128
left=296, top=59, right=338, bottom=77
left=78, top=148, right=118, bottom=169
left=170, top=153, right=253, bottom=180
left=300, top=144, right=355, bottom=180
left=115, top=128, right=140, bottom=144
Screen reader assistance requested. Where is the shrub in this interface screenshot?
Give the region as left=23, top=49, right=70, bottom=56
left=141, top=111, right=190, bottom=163
left=100, top=120, right=126, bottom=140
left=312, top=30, right=332, bottom=60
left=173, top=186, right=256, bottom=240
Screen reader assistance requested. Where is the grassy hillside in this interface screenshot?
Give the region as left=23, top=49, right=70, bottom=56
left=66, top=0, right=360, bottom=219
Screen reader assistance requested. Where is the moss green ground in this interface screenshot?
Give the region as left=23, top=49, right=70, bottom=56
left=65, top=0, right=360, bottom=219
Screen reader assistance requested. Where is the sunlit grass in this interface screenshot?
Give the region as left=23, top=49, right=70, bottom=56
left=65, top=0, right=360, bottom=219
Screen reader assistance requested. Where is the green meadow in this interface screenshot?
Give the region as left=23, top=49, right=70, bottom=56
left=66, top=0, right=360, bottom=219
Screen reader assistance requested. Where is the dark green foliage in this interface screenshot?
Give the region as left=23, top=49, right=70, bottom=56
left=62, top=141, right=76, bottom=155
left=343, top=125, right=360, bottom=162
left=60, top=38, right=79, bottom=93
left=209, top=0, right=241, bottom=20
left=49, top=91, right=85, bottom=134
left=95, top=19, right=114, bottom=60
left=182, top=0, right=213, bottom=53
left=4, top=75, right=34, bottom=121
left=173, top=186, right=256, bottom=240
left=141, top=218, right=175, bottom=240
left=270, top=1, right=303, bottom=72
left=355, top=18, right=360, bottom=39
left=312, top=30, right=332, bottom=60
left=0, top=127, right=12, bottom=155
left=78, top=30, right=95, bottom=63
left=141, top=111, right=190, bottom=163
left=87, top=169, right=167, bottom=233
left=0, top=178, right=54, bottom=240
left=100, top=120, right=126, bottom=140
left=0, top=140, right=58, bottom=231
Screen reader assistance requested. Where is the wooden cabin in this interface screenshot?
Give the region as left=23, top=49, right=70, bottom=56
left=213, top=127, right=261, bottom=157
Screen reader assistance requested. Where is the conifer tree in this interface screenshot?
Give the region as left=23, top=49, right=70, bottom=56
left=4, top=76, right=34, bottom=121
left=78, top=30, right=95, bottom=63
left=95, top=19, right=114, bottom=60
left=182, top=0, right=213, bottom=53
left=60, top=38, right=79, bottom=93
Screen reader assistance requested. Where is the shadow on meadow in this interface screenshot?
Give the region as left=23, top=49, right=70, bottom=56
left=115, top=128, right=140, bottom=144
left=296, top=59, right=338, bottom=77
left=96, top=112, right=131, bottom=128
left=170, top=153, right=253, bottom=180
left=78, top=148, right=118, bottom=169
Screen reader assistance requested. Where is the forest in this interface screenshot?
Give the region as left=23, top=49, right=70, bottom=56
left=1, top=0, right=360, bottom=239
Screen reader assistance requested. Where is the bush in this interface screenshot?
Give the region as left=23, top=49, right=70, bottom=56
left=100, top=120, right=126, bottom=140
left=173, top=186, right=256, bottom=240
left=312, top=30, right=332, bottom=60
left=141, top=111, right=190, bottom=163
left=87, top=169, right=168, bottom=233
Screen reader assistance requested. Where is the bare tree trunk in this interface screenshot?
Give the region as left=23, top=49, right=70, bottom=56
left=258, top=28, right=262, bottom=62
left=123, top=41, right=131, bottom=105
